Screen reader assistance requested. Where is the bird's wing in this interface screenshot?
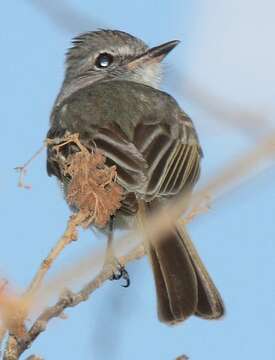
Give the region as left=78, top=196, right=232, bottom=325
left=132, top=114, right=201, bottom=200
left=93, top=112, right=201, bottom=201
left=92, top=122, right=149, bottom=192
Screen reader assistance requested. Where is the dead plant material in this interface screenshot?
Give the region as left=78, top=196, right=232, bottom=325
left=48, top=133, right=123, bottom=228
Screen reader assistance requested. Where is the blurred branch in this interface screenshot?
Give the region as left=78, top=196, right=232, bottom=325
left=3, top=245, right=144, bottom=360
left=192, top=131, right=275, bottom=207
left=173, top=75, right=273, bottom=139
left=27, top=0, right=107, bottom=33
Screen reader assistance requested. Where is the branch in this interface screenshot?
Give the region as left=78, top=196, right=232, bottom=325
left=3, top=245, right=145, bottom=359
left=3, top=336, right=20, bottom=360
left=24, top=212, right=87, bottom=300
left=28, top=0, right=107, bottom=33
left=3, top=211, right=89, bottom=360
left=28, top=245, right=144, bottom=342
left=15, top=144, right=46, bottom=190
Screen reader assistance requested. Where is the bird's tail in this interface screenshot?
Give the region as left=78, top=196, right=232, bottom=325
left=148, top=221, right=224, bottom=324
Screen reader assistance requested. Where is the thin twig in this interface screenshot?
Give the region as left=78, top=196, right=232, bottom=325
left=15, top=144, right=46, bottom=190
left=3, top=245, right=145, bottom=360
left=27, top=244, right=144, bottom=345
left=24, top=212, right=87, bottom=301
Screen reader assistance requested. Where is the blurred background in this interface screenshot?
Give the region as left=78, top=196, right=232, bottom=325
left=1, top=1, right=275, bottom=359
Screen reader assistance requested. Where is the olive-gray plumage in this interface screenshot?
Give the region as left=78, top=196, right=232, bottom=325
left=47, top=30, right=224, bottom=324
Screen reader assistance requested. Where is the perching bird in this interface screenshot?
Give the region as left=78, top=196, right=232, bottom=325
left=47, top=30, right=224, bottom=325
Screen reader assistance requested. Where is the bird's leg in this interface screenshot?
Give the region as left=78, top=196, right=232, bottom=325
left=104, top=216, right=130, bottom=287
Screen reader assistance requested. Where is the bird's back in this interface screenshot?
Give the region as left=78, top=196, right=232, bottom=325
left=48, top=80, right=202, bottom=203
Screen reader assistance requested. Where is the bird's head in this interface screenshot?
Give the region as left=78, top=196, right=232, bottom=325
left=64, top=29, right=180, bottom=89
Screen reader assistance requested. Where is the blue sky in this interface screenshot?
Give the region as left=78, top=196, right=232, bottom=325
left=1, top=1, right=275, bottom=359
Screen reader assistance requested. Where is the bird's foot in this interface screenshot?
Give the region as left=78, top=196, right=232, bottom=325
left=107, top=260, right=130, bottom=288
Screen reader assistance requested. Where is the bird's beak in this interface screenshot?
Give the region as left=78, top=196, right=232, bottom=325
left=127, top=40, right=180, bottom=70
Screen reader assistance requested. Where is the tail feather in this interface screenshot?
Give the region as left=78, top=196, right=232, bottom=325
left=148, top=221, right=224, bottom=324
left=149, top=229, right=198, bottom=324
left=176, top=222, right=224, bottom=319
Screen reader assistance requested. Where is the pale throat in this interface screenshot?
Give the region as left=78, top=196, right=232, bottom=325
left=132, top=62, right=163, bottom=89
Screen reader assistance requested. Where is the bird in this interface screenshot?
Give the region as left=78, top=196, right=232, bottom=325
left=46, top=29, right=224, bottom=325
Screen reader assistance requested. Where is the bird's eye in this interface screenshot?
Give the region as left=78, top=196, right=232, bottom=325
left=95, top=53, right=114, bottom=68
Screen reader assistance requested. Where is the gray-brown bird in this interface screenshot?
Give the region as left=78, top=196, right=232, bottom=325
left=47, top=30, right=224, bottom=325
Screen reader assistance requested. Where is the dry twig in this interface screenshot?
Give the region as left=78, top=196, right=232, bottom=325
left=15, top=145, right=46, bottom=190
left=3, top=245, right=145, bottom=360
left=24, top=212, right=87, bottom=301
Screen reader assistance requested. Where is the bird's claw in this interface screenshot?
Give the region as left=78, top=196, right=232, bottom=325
left=109, top=264, right=130, bottom=288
